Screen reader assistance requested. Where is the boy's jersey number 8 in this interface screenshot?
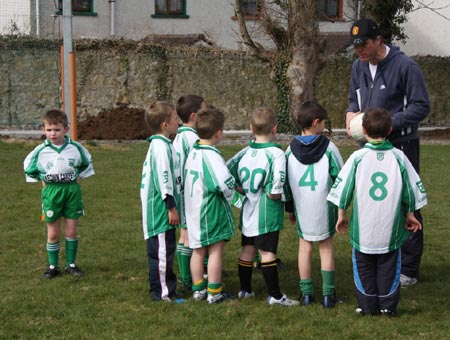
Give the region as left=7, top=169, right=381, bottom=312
left=369, top=172, right=388, bottom=201
left=239, top=167, right=267, bottom=194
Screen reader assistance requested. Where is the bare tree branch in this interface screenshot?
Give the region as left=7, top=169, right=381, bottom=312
left=234, top=0, right=273, bottom=61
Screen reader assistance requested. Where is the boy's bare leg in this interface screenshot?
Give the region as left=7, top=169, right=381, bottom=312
left=318, top=237, right=335, bottom=271
left=191, top=247, right=207, bottom=284
left=319, top=237, right=336, bottom=305
left=207, top=241, right=224, bottom=284
left=298, top=238, right=313, bottom=279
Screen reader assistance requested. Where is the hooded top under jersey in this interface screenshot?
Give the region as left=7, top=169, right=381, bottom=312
left=347, top=45, right=430, bottom=143
left=286, top=135, right=343, bottom=242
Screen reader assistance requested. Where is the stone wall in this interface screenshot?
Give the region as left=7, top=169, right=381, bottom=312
left=0, top=38, right=448, bottom=131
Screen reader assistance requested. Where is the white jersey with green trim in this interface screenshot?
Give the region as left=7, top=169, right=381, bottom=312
left=286, top=141, right=343, bottom=241
left=227, top=141, right=286, bottom=237
left=172, top=126, right=198, bottom=225
left=24, top=136, right=94, bottom=183
left=140, top=135, right=181, bottom=239
left=327, top=141, right=427, bottom=254
left=184, top=142, right=235, bottom=248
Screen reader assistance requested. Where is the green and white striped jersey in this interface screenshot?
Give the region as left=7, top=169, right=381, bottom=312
left=327, top=141, right=427, bottom=254
left=286, top=141, right=343, bottom=241
left=140, top=135, right=180, bottom=239
left=173, top=126, right=198, bottom=225
left=184, top=142, right=235, bottom=248
left=24, top=136, right=94, bottom=183
left=227, top=141, right=285, bottom=237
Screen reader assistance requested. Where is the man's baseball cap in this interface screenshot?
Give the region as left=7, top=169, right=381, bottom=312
left=349, top=19, right=381, bottom=46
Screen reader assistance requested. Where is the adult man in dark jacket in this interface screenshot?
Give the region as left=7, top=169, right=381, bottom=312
left=345, top=18, right=430, bottom=287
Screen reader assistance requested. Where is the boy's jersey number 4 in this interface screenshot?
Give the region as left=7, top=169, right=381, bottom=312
left=298, top=165, right=318, bottom=191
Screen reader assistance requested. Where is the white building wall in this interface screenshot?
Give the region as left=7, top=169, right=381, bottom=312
left=398, top=0, right=450, bottom=56
left=0, top=0, right=30, bottom=34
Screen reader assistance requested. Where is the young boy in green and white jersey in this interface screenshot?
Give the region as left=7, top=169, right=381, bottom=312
left=173, top=94, right=205, bottom=290
left=24, top=109, right=94, bottom=279
left=285, top=101, right=343, bottom=308
left=140, top=101, right=183, bottom=302
left=183, top=107, right=236, bottom=304
left=327, top=108, right=427, bottom=316
left=227, top=107, right=299, bottom=306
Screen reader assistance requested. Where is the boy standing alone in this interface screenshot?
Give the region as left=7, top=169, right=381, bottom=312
left=24, top=109, right=94, bottom=278
left=328, top=108, right=427, bottom=315
left=140, top=101, right=182, bottom=302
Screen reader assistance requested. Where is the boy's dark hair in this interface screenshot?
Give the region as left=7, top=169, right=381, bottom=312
left=362, top=108, right=392, bottom=139
left=293, top=101, right=328, bottom=131
left=176, top=94, right=204, bottom=123
left=251, top=107, right=277, bottom=135
left=195, top=107, right=225, bottom=139
left=145, top=101, right=175, bottom=134
left=42, top=109, right=68, bottom=127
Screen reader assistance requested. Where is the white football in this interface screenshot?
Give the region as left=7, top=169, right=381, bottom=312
left=349, top=112, right=366, bottom=141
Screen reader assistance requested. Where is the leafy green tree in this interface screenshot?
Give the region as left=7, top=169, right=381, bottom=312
left=361, top=0, right=414, bottom=44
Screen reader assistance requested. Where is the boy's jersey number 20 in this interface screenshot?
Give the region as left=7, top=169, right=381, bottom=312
left=239, top=167, right=266, bottom=194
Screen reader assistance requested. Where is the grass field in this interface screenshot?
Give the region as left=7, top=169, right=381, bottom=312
left=1, top=139, right=450, bottom=340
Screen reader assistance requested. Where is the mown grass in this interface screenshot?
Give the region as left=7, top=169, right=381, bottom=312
left=1, top=139, right=449, bottom=340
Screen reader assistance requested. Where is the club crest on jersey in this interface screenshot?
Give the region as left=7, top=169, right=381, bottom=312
left=251, top=150, right=258, bottom=157
left=377, top=153, right=384, bottom=161
left=46, top=162, right=54, bottom=170
left=68, top=158, right=75, bottom=167
left=280, top=171, right=286, bottom=182
left=162, top=171, right=168, bottom=184
left=225, top=176, right=235, bottom=190
left=416, top=180, right=426, bottom=193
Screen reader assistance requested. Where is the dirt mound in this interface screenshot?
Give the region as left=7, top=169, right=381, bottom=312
left=77, top=106, right=450, bottom=142
left=78, top=106, right=150, bottom=140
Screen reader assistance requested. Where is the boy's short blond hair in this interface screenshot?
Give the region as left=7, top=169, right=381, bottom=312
left=145, top=101, right=175, bottom=134
left=251, top=107, right=277, bottom=135
left=42, top=109, right=68, bottom=127
left=195, top=107, right=225, bottom=139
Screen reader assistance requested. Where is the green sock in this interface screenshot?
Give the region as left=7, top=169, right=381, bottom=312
left=321, top=270, right=335, bottom=296
left=207, top=282, right=222, bottom=295
left=176, top=242, right=184, bottom=277
left=300, top=278, right=314, bottom=296
left=46, top=241, right=60, bottom=268
left=65, top=237, right=78, bottom=266
left=180, top=246, right=192, bottom=287
left=192, top=278, right=207, bottom=292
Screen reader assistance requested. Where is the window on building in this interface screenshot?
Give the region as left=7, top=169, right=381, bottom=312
left=318, top=0, right=342, bottom=19
left=57, top=0, right=96, bottom=16
left=153, top=0, right=189, bottom=18
left=239, top=0, right=263, bottom=18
